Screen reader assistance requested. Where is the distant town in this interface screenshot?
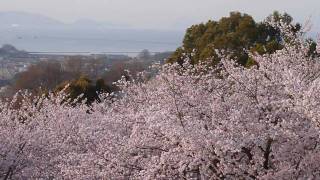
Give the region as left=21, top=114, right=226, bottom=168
left=0, top=44, right=171, bottom=96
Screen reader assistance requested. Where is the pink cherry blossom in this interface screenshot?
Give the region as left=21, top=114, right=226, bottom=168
left=1, top=21, right=320, bottom=179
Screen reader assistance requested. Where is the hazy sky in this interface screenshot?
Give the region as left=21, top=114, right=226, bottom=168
left=1, top=0, right=320, bottom=30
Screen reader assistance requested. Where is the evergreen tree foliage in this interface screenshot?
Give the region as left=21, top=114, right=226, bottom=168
left=167, top=11, right=301, bottom=66
left=56, top=76, right=111, bottom=105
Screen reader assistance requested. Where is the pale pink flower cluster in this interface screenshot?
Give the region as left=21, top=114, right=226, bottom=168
left=317, top=36, right=320, bottom=54
left=1, top=24, right=320, bottom=179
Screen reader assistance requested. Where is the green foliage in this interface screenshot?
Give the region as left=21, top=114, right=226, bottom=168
left=166, top=47, right=185, bottom=65
left=56, top=76, right=111, bottom=105
left=167, top=11, right=299, bottom=66
left=306, top=38, right=318, bottom=58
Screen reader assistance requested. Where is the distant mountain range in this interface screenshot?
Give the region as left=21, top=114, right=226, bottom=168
left=0, top=12, right=63, bottom=29
left=0, top=12, right=184, bottom=53
left=0, top=12, right=133, bottom=30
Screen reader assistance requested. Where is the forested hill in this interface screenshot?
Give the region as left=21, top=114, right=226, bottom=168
left=167, top=11, right=309, bottom=66
left=0, top=44, right=28, bottom=57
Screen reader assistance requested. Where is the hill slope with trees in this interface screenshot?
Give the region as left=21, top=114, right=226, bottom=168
left=167, top=11, right=302, bottom=66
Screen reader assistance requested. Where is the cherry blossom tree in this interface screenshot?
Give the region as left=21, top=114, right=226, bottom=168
left=1, top=20, right=320, bottom=179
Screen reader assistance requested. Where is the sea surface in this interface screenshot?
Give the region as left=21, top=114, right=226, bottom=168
left=0, top=28, right=184, bottom=55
